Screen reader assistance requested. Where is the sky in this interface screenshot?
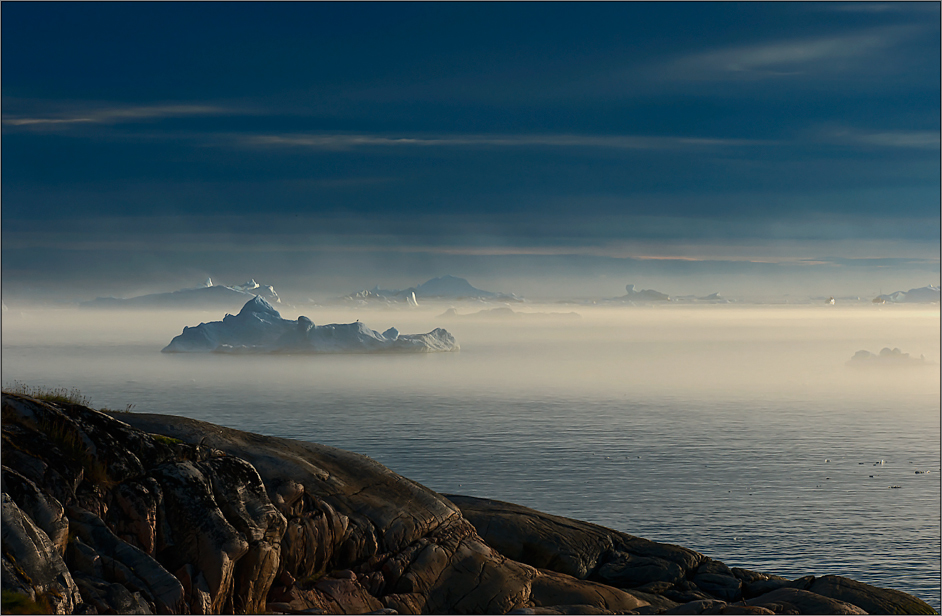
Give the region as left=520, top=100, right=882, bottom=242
left=2, top=2, right=939, bottom=301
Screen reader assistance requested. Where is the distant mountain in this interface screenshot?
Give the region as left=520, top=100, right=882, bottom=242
left=340, top=275, right=520, bottom=304
left=873, top=285, right=940, bottom=304
left=81, top=279, right=281, bottom=310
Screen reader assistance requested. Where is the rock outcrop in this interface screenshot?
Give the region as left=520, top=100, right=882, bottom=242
left=1, top=392, right=937, bottom=615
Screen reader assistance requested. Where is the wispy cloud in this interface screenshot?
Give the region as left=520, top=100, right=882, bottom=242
left=2, top=103, right=234, bottom=128
left=240, top=132, right=771, bottom=151
left=852, top=131, right=940, bottom=150
left=822, top=127, right=940, bottom=150
left=815, top=3, right=939, bottom=14
left=659, top=26, right=918, bottom=80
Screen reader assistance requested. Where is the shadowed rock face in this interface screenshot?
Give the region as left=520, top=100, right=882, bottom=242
left=2, top=392, right=937, bottom=615
left=443, top=495, right=702, bottom=585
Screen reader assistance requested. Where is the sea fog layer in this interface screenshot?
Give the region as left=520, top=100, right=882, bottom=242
left=2, top=303, right=940, bottom=607
left=4, top=302, right=937, bottom=399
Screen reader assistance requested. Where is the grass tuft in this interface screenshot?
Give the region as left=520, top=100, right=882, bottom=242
left=101, top=403, right=136, bottom=414
left=150, top=433, right=183, bottom=446
left=4, top=382, right=135, bottom=413
left=1, top=590, right=50, bottom=614
left=3, top=381, right=91, bottom=406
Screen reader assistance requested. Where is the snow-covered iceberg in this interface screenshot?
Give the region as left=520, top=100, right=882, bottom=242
left=162, top=297, right=459, bottom=354
left=83, top=279, right=281, bottom=310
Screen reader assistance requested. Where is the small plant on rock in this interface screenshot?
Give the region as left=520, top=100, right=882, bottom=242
left=2, top=381, right=91, bottom=406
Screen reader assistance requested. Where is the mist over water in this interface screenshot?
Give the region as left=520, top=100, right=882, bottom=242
left=3, top=302, right=940, bottom=608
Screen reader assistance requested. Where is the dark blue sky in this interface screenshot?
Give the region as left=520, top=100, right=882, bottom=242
left=2, top=2, right=939, bottom=299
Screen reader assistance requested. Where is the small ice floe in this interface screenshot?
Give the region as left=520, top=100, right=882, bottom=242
left=889, top=485, right=902, bottom=489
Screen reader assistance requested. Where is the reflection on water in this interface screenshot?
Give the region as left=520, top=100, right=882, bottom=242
left=3, top=304, right=940, bottom=608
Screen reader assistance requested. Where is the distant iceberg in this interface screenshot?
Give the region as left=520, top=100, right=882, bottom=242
left=670, top=292, right=730, bottom=304
left=617, top=284, right=671, bottom=303
left=438, top=307, right=580, bottom=320
left=872, top=285, right=940, bottom=304
left=162, top=297, right=459, bottom=354
left=339, top=275, right=520, bottom=305
left=847, top=347, right=929, bottom=367
left=698, top=292, right=726, bottom=302
left=82, top=279, right=282, bottom=310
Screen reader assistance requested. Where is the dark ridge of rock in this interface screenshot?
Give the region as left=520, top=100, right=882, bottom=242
left=2, top=466, right=70, bottom=555
left=808, top=575, right=938, bottom=615
left=443, top=494, right=703, bottom=582
left=745, top=587, right=869, bottom=614
left=2, top=493, right=83, bottom=614
left=1, top=391, right=937, bottom=615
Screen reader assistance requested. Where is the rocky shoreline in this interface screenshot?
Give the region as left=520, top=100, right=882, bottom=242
left=2, top=392, right=936, bottom=615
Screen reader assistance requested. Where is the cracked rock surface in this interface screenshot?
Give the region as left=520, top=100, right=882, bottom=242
left=1, top=393, right=936, bottom=615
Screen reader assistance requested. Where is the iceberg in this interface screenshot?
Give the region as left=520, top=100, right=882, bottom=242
left=162, top=297, right=459, bottom=354
left=698, top=292, right=727, bottom=302
left=899, top=285, right=941, bottom=303
left=438, top=307, right=581, bottom=320
left=339, top=275, right=520, bottom=305
left=82, top=278, right=282, bottom=310
left=847, top=347, right=929, bottom=367
left=617, top=284, right=671, bottom=303
left=651, top=291, right=730, bottom=304
left=413, top=275, right=498, bottom=298
left=872, top=285, right=940, bottom=304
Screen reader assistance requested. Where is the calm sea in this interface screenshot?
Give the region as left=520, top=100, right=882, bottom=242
left=3, top=304, right=939, bottom=608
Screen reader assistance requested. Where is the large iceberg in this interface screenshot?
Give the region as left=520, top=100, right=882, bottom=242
left=82, top=279, right=281, bottom=310
left=162, top=296, right=459, bottom=354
